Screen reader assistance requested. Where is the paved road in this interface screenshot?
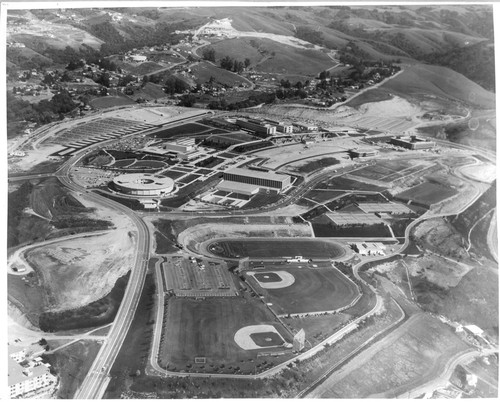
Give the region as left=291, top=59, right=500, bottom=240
left=52, top=151, right=152, bottom=400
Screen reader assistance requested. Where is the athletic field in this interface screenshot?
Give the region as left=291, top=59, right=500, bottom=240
left=246, top=267, right=360, bottom=315
left=160, top=297, right=292, bottom=374
left=208, top=238, right=346, bottom=260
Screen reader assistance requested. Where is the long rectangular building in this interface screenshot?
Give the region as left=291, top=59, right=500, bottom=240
left=389, top=136, right=435, bottom=150
left=236, top=119, right=277, bottom=135
left=223, top=167, right=291, bottom=191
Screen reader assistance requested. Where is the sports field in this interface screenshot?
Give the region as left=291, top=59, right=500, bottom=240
left=395, top=182, right=458, bottom=207
left=161, top=297, right=292, bottom=373
left=350, top=159, right=433, bottom=183
left=150, top=123, right=224, bottom=139
left=246, top=267, right=359, bottom=315
left=208, top=238, right=346, bottom=259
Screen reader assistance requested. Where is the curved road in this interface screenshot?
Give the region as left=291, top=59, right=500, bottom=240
left=13, top=106, right=495, bottom=397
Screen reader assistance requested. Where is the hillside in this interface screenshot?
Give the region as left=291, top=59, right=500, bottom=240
left=7, top=5, right=494, bottom=90
left=210, top=37, right=334, bottom=76
left=381, top=64, right=495, bottom=109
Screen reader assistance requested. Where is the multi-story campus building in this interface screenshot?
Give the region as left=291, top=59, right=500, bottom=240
left=235, top=119, right=277, bottom=135
left=389, top=135, right=435, bottom=150
left=264, top=119, right=294, bottom=133
left=8, top=345, right=57, bottom=398
left=223, top=167, right=291, bottom=192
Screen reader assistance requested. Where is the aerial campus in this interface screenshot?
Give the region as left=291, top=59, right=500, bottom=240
left=4, top=3, right=498, bottom=400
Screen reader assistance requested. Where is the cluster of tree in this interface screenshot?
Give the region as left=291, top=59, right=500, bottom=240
left=275, top=88, right=307, bottom=100
left=295, top=26, right=324, bottom=46
left=423, top=41, right=495, bottom=91
left=7, top=89, right=78, bottom=126
left=219, top=56, right=251, bottom=73
left=75, top=20, right=190, bottom=56
left=202, top=47, right=216, bottom=62
left=279, top=79, right=309, bottom=89
left=178, top=94, right=197, bottom=107
left=162, top=76, right=190, bottom=95
left=207, top=91, right=276, bottom=111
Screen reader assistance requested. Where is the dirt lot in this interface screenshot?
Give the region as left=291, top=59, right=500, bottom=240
left=413, top=218, right=469, bottom=261
left=308, top=314, right=471, bottom=398
left=246, top=267, right=359, bottom=315
left=253, top=139, right=357, bottom=170
left=24, top=229, right=135, bottom=312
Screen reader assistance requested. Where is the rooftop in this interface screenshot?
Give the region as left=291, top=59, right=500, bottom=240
left=225, top=167, right=289, bottom=182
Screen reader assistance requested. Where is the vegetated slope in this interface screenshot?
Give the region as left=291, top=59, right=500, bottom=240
left=423, top=41, right=495, bottom=91
left=381, top=64, right=495, bottom=108
left=210, top=37, right=333, bottom=76
left=8, top=178, right=112, bottom=248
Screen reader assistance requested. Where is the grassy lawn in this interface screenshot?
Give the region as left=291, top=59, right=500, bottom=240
left=395, top=182, right=458, bottom=207
left=105, top=273, right=156, bottom=398
left=315, top=176, right=386, bottom=192
left=44, top=340, right=102, bottom=399
left=161, top=296, right=293, bottom=374
left=90, top=96, right=135, bottom=109
left=247, top=267, right=360, bottom=315
left=283, top=313, right=351, bottom=346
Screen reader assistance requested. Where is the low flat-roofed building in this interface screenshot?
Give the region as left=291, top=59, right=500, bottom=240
left=357, top=203, right=413, bottom=214
left=216, top=181, right=261, bottom=196
left=178, top=149, right=205, bottom=161
left=165, top=138, right=195, bottom=153
left=390, top=135, right=435, bottom=150
left=326, top=212, right=383, bottom=226
left=350, top=148, right=378, bottom=157
left=223, top=167, right=291, bottom=192
left=351, top=242, right=386, bottom=256
left=294, top=122, right=318, bottom=132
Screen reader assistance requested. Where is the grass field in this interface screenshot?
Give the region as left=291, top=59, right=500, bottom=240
left=247, top=267, right=359, bottom=315
left=310, top=314, right=471, bottom=398
left=89, top=96, right=135, bottom=109
left=43, top=340, right=101, bottom=399
left=161, top=297, right=292, bottom=374
left=315, top=176, right=386, bottom=192
left=311, top=218, right=392, bottom=238
left=302, top=190, right=346, bottom=204
left=105, top=274, right=156, bottom=398
left=208, top=238, right=346, bottom=259
left=283, top=313, right=351, bottom=346
left=395, top=182, right=458, bottom=207
left=382, top=64, right=495, bottom=109
left=150, top=123, right=222, bottom=139
left=351, top=159, right=430, bottom=183
left=190, top=61, right=250, bottom=86
left=292, top=157, right=341, bottom=175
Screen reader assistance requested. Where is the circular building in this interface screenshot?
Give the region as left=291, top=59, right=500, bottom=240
left=112, top=173, right=174, bottom=196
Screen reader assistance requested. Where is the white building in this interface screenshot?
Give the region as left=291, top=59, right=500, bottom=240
left=8, top=345, right=57, bottom=398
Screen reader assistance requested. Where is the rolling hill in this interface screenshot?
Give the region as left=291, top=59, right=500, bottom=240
left=381, top=64, right=495, bottom=109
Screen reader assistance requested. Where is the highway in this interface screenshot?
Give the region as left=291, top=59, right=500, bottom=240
left=10, top=104, right=495, bottom=397
left=52, top=150, right=152, bottom=399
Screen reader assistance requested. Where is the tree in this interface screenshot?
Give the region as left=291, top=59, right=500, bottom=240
left=220, top=55, right=234, bottom=70
left=95, top=72, right=110, bottom=87
left=202, top=47, right=216, bottom=62
left=232, top=60, right=244, bottom=73
left=178, top=94, right=196, bottom=107
left=244, top=58, right=251, bottom=68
